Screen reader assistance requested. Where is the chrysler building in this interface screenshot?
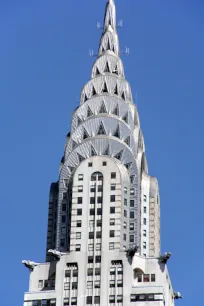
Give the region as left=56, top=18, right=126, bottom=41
left=23, top=1, right=181, bottom=305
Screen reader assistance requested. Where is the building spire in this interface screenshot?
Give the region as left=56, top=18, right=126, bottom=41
left=104, top=0, right=116, bottom=31
left=98, top=0, right=119, bottom=56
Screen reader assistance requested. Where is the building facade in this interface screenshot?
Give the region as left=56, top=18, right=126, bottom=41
left=23, top=1, right=180, bottom=305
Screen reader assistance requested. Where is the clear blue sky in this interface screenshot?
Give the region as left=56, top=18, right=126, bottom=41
left=0, top=0, right=203, bottom=305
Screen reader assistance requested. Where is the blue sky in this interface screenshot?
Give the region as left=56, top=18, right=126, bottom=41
left=0, top=0, right=203, bottom=305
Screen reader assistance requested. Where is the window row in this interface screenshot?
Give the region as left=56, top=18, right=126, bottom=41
left=87, top=268, right=101, bottom=276
left=130, top=293, right=161, bottom=302
left=86, top=296, right=100, bottom=305
left=87, top=280, right=100, bottom=289
left=83, top=82, right=127, bottom=102
left=135, top=273, right=156, bottom=283
left=109, top=295, right=123, bottom=303
left=65, top=270, right=78, bottom=278
left=63, top=297, right=77, bottom=306
left=32, top=300, right=56, bottom=306
left=38, top=279, right=55, bottom=289
left=77, top=172, right=116, bottom=182
left=88, top=161, right=107, bottom=167
left=64, top=282, right=78, bottom=290
left=109, top=279, right=123, bottom=287
left=87, top=255, right=101, bottom=263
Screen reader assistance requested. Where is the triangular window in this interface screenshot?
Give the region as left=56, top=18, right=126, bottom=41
left=98, top=122, right=106, bottom=135
left=121, top=91, right=126, bottom=101
left=113, top=104, right=119, bottom=116
left=77, top=116, right=82, bottom=126
left=91, top=146, right=97, bottom=156
left=113, top=65, right=118, bottom=75
left=103, top=145, right=109, bottom=156
left=114, top=84, right=118, bottom=95
left=122, top=113, right=128, bottom=123
left=68, top=166, right=75, bottom=173
left=84, top=94, right=88, bottom=102
left=92, top=86, right=97, bottom=97
left=102, top=82, right=108, bottom=93
left=87, top=106, right=94, bottom=118
left=104, top=62, right=110, bottom=73
left=83, top=128, right=89, bottom=140
left=114, top=125, right=120, bottom=138
left=124, top=163, right=132, bottom=170
left=114, top=150, right=123, bottom=160
left=124, top=136, right=130, bottom=146
left=72, top=141, right=77, bottom=149
left=77, top=153, right=85, bottom=163
left=95, top=67, right=100, bottom=76
left=99, top=101, right=107, bottom=114
left=107, top=39, right=111, bottom=51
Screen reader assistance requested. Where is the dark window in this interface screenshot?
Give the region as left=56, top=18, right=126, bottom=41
left=95, top=268, right=101, bottom=275
left=109, top=296, right=115, bottom=303
left=110, top=218, right=115, bottom=226
left=63, top=192, right=68, bottom=200
left=102, top=161, right=107, bottom=166
left=110, top=195, right=115, bottom=202
left=130, top=235, right=134, bottom=243
left=88, top=162, right=92, bottom=167
left=124, top=210, right=127, bottom=217
left=61, top=215, right=66, bottom=223
left=110, top=280, right=115, bottom=288
left=111, top=184, right=116, bottom=190
left=76, top=220, right=82, bottom=227
left=143, top=218, right=146, bottom=225
left=97, top=196, right=103, bottom=203
left=130, top=223, right=134, bottom=231
left=117, top=267, right=123, bottom=275
left=97, top=208, right=102, bottom=215
left=90, top=197, right=95, bottom=204
left=97, top=219, right=102, bottom=227
left=77, top=197, right=82, bottom=204
left=130, top=211, right=134, bottom=219
left=72, top=282, right=77, bottom=290
left=96, top=231, right=102, bottom=239
left=117, top=280, right=123, bottom=287
left=71, top=298, right=77, bottom=305
left=124, top=198, right=127, bottom=206
left=90, top=186, right=96, bottom=192
left=110, top=268, right=116, bottom=275
left=98, top=185, right=103, bottom=192
left=77, top=209, right=82, bottom=215
left=88, top=256, right=94, bottom=263
left=87, top=268, right=93, bottom=276
left=110, top=207, right=115, bottom=214
left=60, top=239, right=65, bottom=247
left=123, top=234, right=126, bottom=241
left=95, top=281, right=100, bottom=288
left=73, top=270, right=78, bottom=277
left=95, top=256, right=101, bottom=263
left=86, top=296, right=92, bottom=304
left=130, top=200, right=134, bottom=207
left=94, top=296, right=100, bottom=304
left=144, top=207, right=147, bottom=213
left=138, top=274, right=142, bottom=282
left=78, top=174, right=83, bottom=181
left=90, top=208, right=95, bottom=215
left=65, top=270, right=71, bottom=277
left=75, top=244, right=81, bottom=252
left=111, top=172, right=116, bottom=179
left=62, top=204, right=66, bottom=212
left=110, top=230, right=115, bottom=237
left=144, top=274, right=150, bottom=282
left=89, top=232, right=94, bottom=239
left=151, top=274, right=156, bottom=282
